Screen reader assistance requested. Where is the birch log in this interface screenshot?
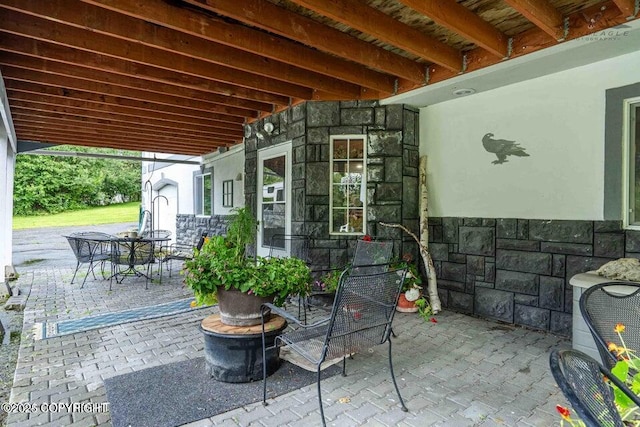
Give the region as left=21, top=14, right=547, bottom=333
left=419, top=155, right=441, bottom=313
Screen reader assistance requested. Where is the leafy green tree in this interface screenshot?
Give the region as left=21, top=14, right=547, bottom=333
left=13, top=145, right=141, bottom=215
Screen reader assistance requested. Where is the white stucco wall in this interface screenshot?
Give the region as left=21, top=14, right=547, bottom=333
left=421, top=49, right=640, bottom=220
left=141, top=154, right=200, bottom=216
left=203, top=145, right=245, bottom=215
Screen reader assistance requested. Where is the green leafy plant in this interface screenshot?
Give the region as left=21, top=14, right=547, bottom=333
left=315, top=269, right=343, bottom=294
left=556, top=323, right=640, bottom=426
left=183, top=208, right=311, bottom=306
left=414, top=297, right=433, bottom=321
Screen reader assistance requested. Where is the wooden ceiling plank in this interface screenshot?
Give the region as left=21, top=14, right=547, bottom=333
left=81, top=0, right=398, bottom=92
left=0, top=8, right=313, bottom=100
left=612, top=0, right=637, bottom=17
left=1, top=67, right=251, bottom=122
left=0, top=39, right=278, bottom=112
left=428, top=1, right=634, bottom=84
left=4, top=79, right=245, bottom=125
left=16, top=131, right=215, bottom=155
left=284, top=0, right=462, bottom=71
left=10, top=101, right=243, bottom=137
left=181, top=0, right=426, bottom=84
left=14, top=121, right=237, bottom=147
left=14, top=123, right=230, bottom=146
left=7, top=90, right=236, bottom=130
left=1, top=0, right=373, bottom=96
left=11, top=110, right=236, bottom=142
left=397, top=0, right=508, bottom=57
left=503, top=0, right=565, bottom=40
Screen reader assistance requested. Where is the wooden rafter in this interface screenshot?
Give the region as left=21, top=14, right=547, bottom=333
left=7, top=90, right=237, bottom=131
left=285, top=0, right=462, bottom=71
left=428, top=1, right=634, bottom=84
left=80, top=0, right=400, bottom=93
left=0, top=9, right=313, bottom=100
left=0, top=0, right=372, bottom=98
left=0, top=33, right=288, bottom=108
left=10, top=102, right=243, bottom=138
left=503, top=0, right=565, bottom=40
left=182, top=0, right=427, bottom=87
left=0, top=49, right=268, bottom=117
left=396, top=0, right=508, bottom=57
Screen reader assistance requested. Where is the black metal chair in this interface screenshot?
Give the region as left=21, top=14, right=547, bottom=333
left=159, top=231, right=208, bottom=283
left=261, top=266, right=409, bottom=426
left=64, top=232, right=113, bottom=287
left=109, top=238, right=155, bottom=289
left=549, top=349, right=640, bottom=427
left=351, top=239, right=394, bottom=274
left=579, top=282, right=640, bottom=369
left=267, top=234, right=312, bottom=263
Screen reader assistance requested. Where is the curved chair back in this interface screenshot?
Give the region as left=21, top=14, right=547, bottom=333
left=351, top=239, right=393, bottom=274
left=268, top=234, right=311, bottom=263
left=579, top=282, right=640, bottom=369
left=549, top=349, right=640, bottom=427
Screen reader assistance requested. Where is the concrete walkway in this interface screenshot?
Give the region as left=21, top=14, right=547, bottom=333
left=5, top=264, right=571, bottom=427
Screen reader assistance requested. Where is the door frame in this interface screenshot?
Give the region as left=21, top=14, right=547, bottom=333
left=256, top=142, right=292, bottom=257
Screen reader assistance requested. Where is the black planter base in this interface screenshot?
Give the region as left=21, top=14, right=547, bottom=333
left=200, top=314, right=287, bottom=383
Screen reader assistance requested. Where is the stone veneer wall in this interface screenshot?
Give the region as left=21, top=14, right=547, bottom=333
left=428, top=218, right=635, bottom=336
left=244, top=101, right=420, bottom=265
left=175, top=214, right=230, bottom=246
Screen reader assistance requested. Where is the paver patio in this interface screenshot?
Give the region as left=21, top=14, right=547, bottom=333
left=5, top=264, right=571, bottom=426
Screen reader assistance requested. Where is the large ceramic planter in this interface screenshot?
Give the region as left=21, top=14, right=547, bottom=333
left=216, top=287, right=275, bottom=326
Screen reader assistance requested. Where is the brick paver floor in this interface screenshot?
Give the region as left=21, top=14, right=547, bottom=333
left=5, top=266, right=571, bottom=426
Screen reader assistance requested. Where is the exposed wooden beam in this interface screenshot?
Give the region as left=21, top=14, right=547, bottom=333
left=428, top=1, right=635, bottom=83
left=0, top=37, right=281, bottom=111
left=285, top=0, right=462, bottom=72
left=182, top=0, right=427, bottom=87
left=4, top=79, right=245, bottom=125
left=1, top=68, right=253, bottom=123
left=9, top=101, right=243, bottom=138
left=397, top=0, right=508, bottom=57
left=7, top=90, right=236, bottom=131
left=0, top=9, right=313, bottom=100
left=14, top=123, right=229, bottom=148
left=612, top=0, right=637, bottom=17
left=13, top=120, right=236, bottom=148
left=80, top=0, right=400, bottom=93
left=12, top=111, right=235, bottom=145
left=0, top=0, right=372, bottom=97
left=15, top=130, right=216, bottom=155
left=503, top=0, right=565, bottom=40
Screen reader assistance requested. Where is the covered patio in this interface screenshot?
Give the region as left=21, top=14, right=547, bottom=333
left=2, top=1, right=640, bottom=426
left=6, top=261, right=569, bottom=426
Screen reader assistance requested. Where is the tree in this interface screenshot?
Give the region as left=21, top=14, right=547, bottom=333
left=13, top=145, right=141, bottom=215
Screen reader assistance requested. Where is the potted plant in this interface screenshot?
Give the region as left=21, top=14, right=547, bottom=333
left=183, top=207, right=311, bottom=326
left=395, top=254, right=423, bottom=313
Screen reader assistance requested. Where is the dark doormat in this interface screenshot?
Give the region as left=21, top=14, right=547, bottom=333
left=104, top=356, right=341, bottom=427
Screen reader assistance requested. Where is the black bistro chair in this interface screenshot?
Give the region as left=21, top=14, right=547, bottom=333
left=159, top=231, right=208, bottom=283
left=579, top=282, right=640, bottom=370
left=64, top=232, right=113, bottom=287
left=261, top=266, right=409, bottom=426
left=351, top=238, right=394, bottom=274
left=109, top=238, right=155, bottom=290
left=549, top=349, right=640, bottom=427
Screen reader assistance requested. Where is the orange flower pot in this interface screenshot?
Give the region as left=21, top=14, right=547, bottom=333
left=396, top=293, right=418, bottom=313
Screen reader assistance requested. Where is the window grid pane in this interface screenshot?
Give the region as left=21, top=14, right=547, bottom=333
left=330, top=136, right=366, bottom=235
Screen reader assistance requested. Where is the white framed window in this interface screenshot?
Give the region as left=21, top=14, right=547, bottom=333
left=195, top=173, right=212, bottom=216
left=329, top=135, right=366, bottom=235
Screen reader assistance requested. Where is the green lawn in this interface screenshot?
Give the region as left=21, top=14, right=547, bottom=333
left=13, top=202, right=140, bottom=229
